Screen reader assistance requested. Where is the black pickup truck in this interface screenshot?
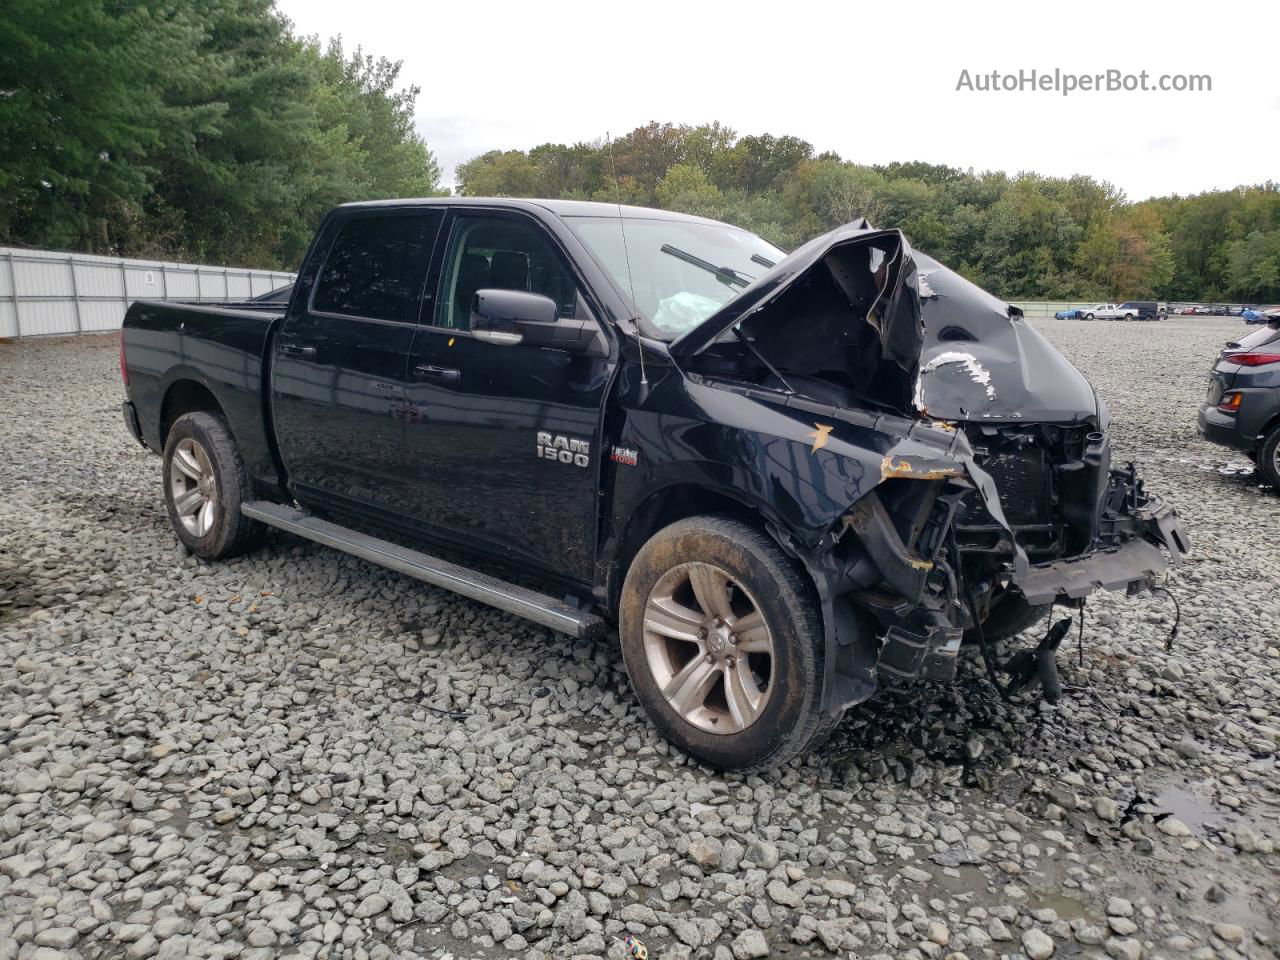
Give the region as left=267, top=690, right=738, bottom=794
left=121, top=198, right=1189, bottom=770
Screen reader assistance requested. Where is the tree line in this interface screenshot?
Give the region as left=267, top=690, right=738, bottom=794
left=0, top=0, right=445, bottom=270
left=3, top=4, right=1277, bottom=303
left=457, top=123, right=1280, bottom=304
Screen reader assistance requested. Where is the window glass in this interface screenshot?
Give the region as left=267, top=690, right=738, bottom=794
left=313, top=213, right=440, bottom=321
left=567, top=216, right=785, bottom=339
left=435, top=216, right=577, bottom=330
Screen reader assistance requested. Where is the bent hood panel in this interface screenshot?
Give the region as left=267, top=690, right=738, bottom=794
left=669, top=224, right=925, bottom=377
left=670, top=223, right=1098, bottom=425
left=914, top=253, right=1097, bottom=423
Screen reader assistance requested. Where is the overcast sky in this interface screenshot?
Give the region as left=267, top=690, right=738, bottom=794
left=276, top=0, right=1278, bottom=201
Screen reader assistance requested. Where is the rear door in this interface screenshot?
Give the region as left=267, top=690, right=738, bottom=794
left=400, top=209, right=614, bottom=583
left=271, top=209, right=444, bottom=515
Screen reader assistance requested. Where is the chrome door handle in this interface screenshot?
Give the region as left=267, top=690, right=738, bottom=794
left=413, top=364, right=459, bottom=383
left=280, top=343, right=316, bottom=359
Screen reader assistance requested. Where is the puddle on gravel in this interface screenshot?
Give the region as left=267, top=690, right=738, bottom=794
left=1149, top=780, right=1225, bottom=832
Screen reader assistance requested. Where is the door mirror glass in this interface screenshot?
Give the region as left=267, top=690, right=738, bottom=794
left=472, top=288, right=558, bottom=326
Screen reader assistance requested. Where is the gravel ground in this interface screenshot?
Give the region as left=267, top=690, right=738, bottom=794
left=1, top=316, right=1277, bottom=960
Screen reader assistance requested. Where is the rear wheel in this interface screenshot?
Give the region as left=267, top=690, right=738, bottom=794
left=163, top=411, right=265, bottom=560
left=619, top=516, right=841, bottom=771
left=1258, top=425, right=1280, bottom=488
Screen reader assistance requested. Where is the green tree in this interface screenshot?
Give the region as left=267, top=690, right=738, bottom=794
left=0, top=0, right=205, bottom=250
left=1075, top=207, right=1173, bottom=299
left=1225, top=230, right=1280, bottom=301
left=0, top=0, right=442, bottom=267
left=455, top=150, right=542, bottom=197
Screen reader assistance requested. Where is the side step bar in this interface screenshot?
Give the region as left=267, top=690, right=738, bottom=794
left=241, top=501, right=606, bottom=640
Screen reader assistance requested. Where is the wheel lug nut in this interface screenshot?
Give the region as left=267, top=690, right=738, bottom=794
left=725, top=657, right=736, bottom=669
left=729, top=634, right=738, bottom=645
left=705, top=653, right=715, bottom=664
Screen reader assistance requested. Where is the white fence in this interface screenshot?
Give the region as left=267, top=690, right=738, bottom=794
left=0, top=247, right=295, bottom=339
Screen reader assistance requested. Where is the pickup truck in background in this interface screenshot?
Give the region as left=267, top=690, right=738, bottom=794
left=121, top=198, right=1189, bottom=770
left=1082, top=303, right=1137, bottom=321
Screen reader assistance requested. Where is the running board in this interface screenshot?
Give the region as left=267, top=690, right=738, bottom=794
left=241, top=501, right=605, bottom=640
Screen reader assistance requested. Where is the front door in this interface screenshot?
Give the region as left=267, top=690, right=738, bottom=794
left=401, top=211, right=614, bottom=583
left=271, top=209, right=444, bottom=515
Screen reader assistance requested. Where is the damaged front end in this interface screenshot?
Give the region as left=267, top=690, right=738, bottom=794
left=670, top=222, right=1190, bottom=712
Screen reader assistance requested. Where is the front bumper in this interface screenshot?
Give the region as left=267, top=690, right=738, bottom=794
left=1012, top=492, right=1190, bottom=605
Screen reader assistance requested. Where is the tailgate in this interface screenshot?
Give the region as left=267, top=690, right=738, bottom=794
left=1206, top=362, right=1235, bottom=404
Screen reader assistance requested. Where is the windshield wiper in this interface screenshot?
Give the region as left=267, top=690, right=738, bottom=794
left=660, top=244, right=753, bottom=288
left=750, top=253, right=776, bottom=269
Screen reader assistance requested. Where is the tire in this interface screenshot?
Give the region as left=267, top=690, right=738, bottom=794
left=619, top=516, right=841, bottom=771
left=1084, top=313, right=1095, bottom=321
left=1258, top=424, right=1280, bottom=489
left=162, top=411, right=265, bottom=561
left=964, top=587, right=1052, bottom=644
left=1123, top=313, right=1135, bottom=321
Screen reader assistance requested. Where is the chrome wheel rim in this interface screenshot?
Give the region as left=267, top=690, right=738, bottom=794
left=169, top=438, right=218, bottom=538
left=642, top=562, right=774, bottom=735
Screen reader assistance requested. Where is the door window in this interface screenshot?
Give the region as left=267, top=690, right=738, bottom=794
left=313, top=213, right=441, bottom=322
left=435, top=215, right=577, bottom=330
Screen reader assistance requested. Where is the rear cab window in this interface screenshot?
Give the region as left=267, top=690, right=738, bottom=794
left=312, top=213, right=442, bottom=322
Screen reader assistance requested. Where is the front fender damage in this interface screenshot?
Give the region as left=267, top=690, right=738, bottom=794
left=776, top=430, right=1032, bottom=715
left=788, top=442, right=1190, bottom=715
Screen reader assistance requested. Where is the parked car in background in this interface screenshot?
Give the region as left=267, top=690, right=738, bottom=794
left=1118, top=301, right=1164, bottom=321
left=1244, top=307, right=1280, bottom=325
left=1054, top=307, right=1085, bottom=320
left=1198, top=319, right=1280, bottom=487
left=1082, top=303, right=1136, bottom=320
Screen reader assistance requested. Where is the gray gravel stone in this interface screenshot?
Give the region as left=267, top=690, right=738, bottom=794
left=1023, top=927, right=1056, bottom=960
left=1, top=325, right=1277, bottom=959
left=732, top=928, right=770, bottom=959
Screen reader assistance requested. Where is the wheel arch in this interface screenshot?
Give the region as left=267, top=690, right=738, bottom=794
left=160, top=378, right=224, bottom=447
left=604, top=483, right=808, bottom=619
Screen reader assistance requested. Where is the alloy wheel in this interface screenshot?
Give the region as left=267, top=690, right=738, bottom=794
left=169, top=437, right=218, bottom=538
left=641, top=561, right=775, bottom=734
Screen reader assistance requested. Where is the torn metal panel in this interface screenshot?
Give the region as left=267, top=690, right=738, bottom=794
left=670, top=227, right=926, bottom=413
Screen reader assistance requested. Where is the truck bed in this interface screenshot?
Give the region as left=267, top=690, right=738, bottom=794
left=122, top=299, right=284, bottom=485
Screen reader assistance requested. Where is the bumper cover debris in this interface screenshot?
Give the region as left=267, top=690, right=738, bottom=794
left=1012, top=494, right=1190, bottom=605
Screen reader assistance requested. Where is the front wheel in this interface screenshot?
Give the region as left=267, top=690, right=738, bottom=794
left=1084, top=313, right=1095, bottom=320
left=619, top=516, right=841, bottom=771
left=163, top=411, right=265, bottom=560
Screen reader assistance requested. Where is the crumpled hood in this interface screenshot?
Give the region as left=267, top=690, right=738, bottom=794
left=914, top=253, right=1097, bottom=423
left=671, top=222, right=1098, bottom=425
left=669, top=221, right=924, bottom=377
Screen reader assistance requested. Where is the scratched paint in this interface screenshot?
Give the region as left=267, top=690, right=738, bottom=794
left=914, top=350, right=998, bottom=411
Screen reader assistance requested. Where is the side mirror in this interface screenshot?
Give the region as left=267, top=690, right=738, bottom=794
left=470, top=288, right=607, bottom=357
left=473, top=288, right=558, bottom=326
